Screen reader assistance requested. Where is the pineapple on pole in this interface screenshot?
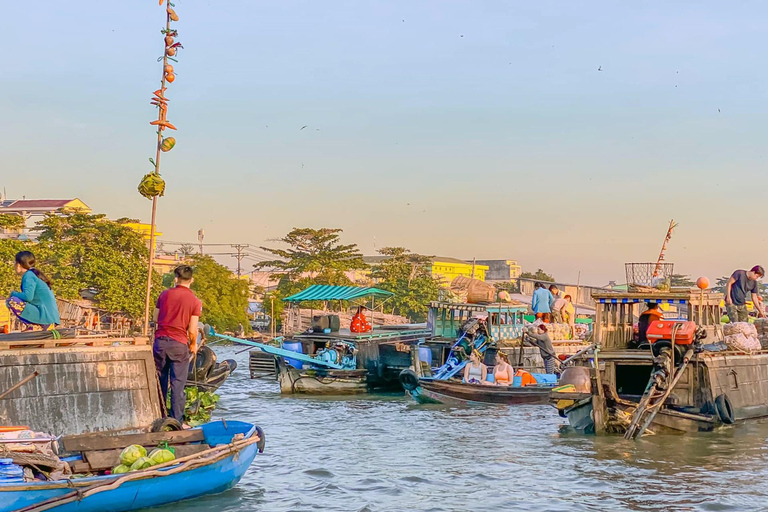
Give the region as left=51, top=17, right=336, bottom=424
left=140, top=0, right=183, bottom=335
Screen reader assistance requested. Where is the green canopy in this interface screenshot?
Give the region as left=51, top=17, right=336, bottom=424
left=282, top=285, right=394, bottom=303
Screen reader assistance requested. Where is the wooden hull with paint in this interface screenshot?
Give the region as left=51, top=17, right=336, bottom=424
left=276, top=358, right=368, bottom=395
left=408, top=378, right=553, bottom=406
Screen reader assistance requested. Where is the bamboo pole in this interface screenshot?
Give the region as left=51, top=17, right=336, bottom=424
left=142, top=6, right=174, bottom=336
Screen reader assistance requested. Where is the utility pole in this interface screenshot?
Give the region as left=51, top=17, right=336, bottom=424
left=197, top=229, right=205, bottom=255
left=231, top=244, right=250, bottom=277
left=471, top=257, right=476, bottom=279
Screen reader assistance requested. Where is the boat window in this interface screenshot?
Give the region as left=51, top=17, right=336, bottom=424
left=615, top=364, right=653, bottom=399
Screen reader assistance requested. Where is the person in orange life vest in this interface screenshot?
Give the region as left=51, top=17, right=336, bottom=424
left=635, top=303, right=664, bottom=348
left=350, top=306, right=372, bottom=333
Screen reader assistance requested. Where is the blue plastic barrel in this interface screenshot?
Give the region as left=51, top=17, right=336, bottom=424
left=418, top=346, right=433, bottom=367
left=531, top=373, right=558, bottom=385
left=281, top=341, right=304, bottom=369
left=512, top=376, right=522, bottom=387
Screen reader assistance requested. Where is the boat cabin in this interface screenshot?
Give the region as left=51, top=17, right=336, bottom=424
left=592, top=289, right=723, bottom=351
left=427, top=301, right=528, bottom=342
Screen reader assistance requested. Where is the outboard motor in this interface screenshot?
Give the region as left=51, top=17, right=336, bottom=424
left=644, top=320, right=705, bottom=361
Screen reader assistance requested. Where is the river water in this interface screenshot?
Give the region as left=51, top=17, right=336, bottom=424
left=155, top=346, right=768, bottom=511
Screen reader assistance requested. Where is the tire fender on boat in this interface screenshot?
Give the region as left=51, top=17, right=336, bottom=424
left=399, top=369, right=420, bottom=392
left=715, top=394, right=735, bottom=424
left=151, top=417, right=183, bottom=432
left=254, top=425, right=266, bottom=453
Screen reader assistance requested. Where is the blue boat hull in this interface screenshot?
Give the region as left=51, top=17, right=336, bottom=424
left=1, top=421, right=261, bottom=512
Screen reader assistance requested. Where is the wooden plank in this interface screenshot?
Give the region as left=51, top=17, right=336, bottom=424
left=68, top=460, right=92, bottom=474
left=60, top=430, right=204, bottom=453
left=84, top=443, right=210, bottom=471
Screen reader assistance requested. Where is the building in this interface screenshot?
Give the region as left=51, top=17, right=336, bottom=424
left=363, top=256, right=488, bottom=285
left=0, top=198, right=91, bottom=239
left=475, top=260, right=522, bottom=283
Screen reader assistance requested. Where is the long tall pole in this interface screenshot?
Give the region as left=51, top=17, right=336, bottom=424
left=143, top=5, right=176, bottom=336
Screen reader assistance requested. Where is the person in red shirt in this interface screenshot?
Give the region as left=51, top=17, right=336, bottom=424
left=152, top=265, right=202, bottom=422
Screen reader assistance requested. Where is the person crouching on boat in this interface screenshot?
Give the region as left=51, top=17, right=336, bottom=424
left=632, top=302, right=664, bottom=348
left=6, top=251, right=60, bottom=331
left=153, top=265, right=202, bottom=423
left=525, top=325, right=557, bottom=374
left=487, top=351, right=514, bottom=386
left=463, top=349, right=487, bottom=384
left=350, top=306, right=372, bottom=333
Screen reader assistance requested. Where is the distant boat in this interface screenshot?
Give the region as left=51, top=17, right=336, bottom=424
left=401, top=374, right=555, bottom=405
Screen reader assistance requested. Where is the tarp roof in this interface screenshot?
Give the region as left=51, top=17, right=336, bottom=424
left=283, top=285, right=394, bottom=303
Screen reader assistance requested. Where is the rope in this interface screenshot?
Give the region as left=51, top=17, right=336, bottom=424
left=16, top=435, right=260, bottom=512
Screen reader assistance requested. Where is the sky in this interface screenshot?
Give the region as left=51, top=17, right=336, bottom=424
left=1, top=1, right=767, bottom=286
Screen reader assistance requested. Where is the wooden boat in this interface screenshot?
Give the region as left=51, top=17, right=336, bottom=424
left=552, top=288, right=768, bottom=437
left=400, top=372, right=553, bottom=405
left=1, top=420, right=264, bottom=512
left=275, top=357, right=368, bottom=395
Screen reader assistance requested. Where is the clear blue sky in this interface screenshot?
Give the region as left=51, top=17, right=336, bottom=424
left=1, top=1, right=766, bottom=284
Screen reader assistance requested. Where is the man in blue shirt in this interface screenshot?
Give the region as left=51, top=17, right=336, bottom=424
left=531, top=282, right=554, bottom=323
left=725, top=265, right=765, bottom=322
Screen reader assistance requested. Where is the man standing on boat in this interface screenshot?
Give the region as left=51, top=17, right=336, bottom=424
left=532, top=283, right=554, bottom=323
left=725, top=265, right=765, bottom=323
left=153, top=265, right=202, bottom=423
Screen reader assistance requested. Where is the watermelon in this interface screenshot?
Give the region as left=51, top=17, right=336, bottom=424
left=112, top=464, right=130, bottom=474
left=119, top=444, right=147, bottom=466
left=149, top=448, right=176, bottom=464
left=129, top=456, right=154, bottom=472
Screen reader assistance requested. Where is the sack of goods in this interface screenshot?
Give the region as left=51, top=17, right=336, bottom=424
left=547, top=323, right=572, bottom=340
left=724, top=332, right=762, bottom=352
left=450, top=276, right=495, bottom=304
left=754, top=318, right=768, bottom=335
left=723, top=322, right=758, bottom=338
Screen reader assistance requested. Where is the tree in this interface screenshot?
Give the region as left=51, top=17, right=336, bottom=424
left=520, top=269, right=555, bottom=282
left=494, top=281, right=520, bottom=294
left=34, top=212, right=162, bottom=318
left=670, top=274, right=695, bottom=287
left=188, top=254, right=250, bottom=332
left=712, top=276, right=729, bottom=294
left=0, top=239, right=28, bottom=297
left=370, top=247, right=442, bottom=322
left=255, top=228, right=368, bottom=305
left=179, top=243, right=195, bottom=257
left=0, top=214, right=25, bottom=231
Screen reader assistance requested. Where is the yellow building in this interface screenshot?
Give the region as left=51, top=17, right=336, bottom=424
left=430, top=258, right=489, bottom=285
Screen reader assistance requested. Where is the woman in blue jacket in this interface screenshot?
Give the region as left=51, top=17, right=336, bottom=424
left=6, top=251, right=60, bottom=329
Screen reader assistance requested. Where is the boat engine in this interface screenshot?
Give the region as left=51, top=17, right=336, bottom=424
left=644, top=320, right=706, bottom=360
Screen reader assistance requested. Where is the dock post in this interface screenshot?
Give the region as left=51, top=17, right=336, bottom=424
left=411, top=346, right=422, bottom=377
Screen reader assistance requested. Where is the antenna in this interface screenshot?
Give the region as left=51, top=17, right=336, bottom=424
left=652, top=220, right=678, bottom=278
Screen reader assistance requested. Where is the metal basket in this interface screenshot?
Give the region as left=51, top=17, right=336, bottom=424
left=625, top=262, right=674, bottom=289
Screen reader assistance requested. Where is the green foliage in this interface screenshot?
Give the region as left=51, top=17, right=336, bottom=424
left=0, top=239, right=29, bottom=297
left=520, top=269, right=555, bottom=282
left=255, top=227, right=368, bottom=312
left=34, top=213, right=162, bottom=318
left=0, top=214, right=25, bottom=231
left=255, top=227, right=367, bottom=284
left=184, top=387, right=219, bottom=427
left=670, top=274, right=694, bottom=287
left=188, top=254, right=250, bottom=332
left=370, top=247, right=441, bottom=322
left=494, top=281, right=520, bottom=294
left=0, top=213, right=161, bottom=318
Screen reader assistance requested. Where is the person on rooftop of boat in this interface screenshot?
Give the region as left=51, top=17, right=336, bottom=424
left=531, top=282, right=554, bottom=323
left=487, top=351, right=514, bottom=386
left=525, top=325, right=557, bottom=374
left=463, top=349, right=487, bottom=384
left=6, top=251, right=60, bottom=330
left=725, top=265, right=765, bottom=323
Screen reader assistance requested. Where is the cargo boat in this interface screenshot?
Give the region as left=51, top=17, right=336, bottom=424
left=552, top=288, right=768, bottom=437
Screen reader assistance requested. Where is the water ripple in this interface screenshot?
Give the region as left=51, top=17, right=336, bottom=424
left=148, top=346, right=768, bottom=512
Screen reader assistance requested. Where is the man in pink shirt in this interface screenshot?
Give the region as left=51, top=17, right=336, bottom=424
left=153, top=265, right=202, bottom=422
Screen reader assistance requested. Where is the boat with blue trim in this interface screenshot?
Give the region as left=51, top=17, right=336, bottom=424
left=1, top=420, right=264, bottom=512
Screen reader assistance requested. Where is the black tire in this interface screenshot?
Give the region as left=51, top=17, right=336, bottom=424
left=254, top=426, right=266, bottom=453
left=715, top=394, right=735, bottom=424
left=151, top=417, right=182, bottom=432
left=399, top=369, right=420, bottom=392
left=188, top=345, right=216, bottom=382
